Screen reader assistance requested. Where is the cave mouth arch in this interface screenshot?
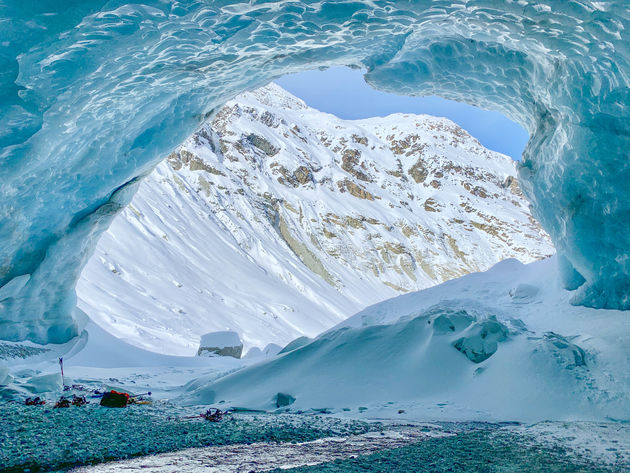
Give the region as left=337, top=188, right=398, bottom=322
left=76, top=74, right=554, bottom=356
left=1, top=1, right=628, bottom=344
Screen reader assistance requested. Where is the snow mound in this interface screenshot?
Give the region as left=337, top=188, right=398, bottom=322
left=181, top=257, right=630, bottom=422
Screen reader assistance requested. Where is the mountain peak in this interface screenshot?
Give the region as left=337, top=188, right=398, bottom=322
left=78, top=85, right=553, bottom=355
left=236, top=82, right=309, bottom=112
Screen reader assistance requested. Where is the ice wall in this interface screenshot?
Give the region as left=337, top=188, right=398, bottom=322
left=0, top=1, right=628, bottom=344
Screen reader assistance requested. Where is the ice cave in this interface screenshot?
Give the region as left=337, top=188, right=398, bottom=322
left=2, top=3, right=630, bottom=470
left=1, top=1, right=629, bottom=346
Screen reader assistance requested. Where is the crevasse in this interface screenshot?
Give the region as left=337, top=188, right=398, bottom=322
left=0, top=1, right=628, bottom=344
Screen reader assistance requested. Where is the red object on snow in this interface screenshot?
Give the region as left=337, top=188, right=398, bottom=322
left=100, top=390, right=130, bottom=408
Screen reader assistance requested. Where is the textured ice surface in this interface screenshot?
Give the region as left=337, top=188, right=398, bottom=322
left=0, top=1, right=629, bottom=343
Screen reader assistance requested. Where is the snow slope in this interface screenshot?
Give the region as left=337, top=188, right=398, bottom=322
left=78, top=84, right=552, bottom=355
left=182, top=256, right=630, bottom=422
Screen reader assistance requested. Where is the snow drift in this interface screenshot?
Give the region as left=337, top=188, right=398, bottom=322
left=182, top=257, right=630, bottom=422
left=1, top=1, right=629, bottom=344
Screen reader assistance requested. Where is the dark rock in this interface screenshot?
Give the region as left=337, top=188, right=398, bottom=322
left=275, top=392, right=295, bottom=408
left=246, top=133, right=279, bottom=156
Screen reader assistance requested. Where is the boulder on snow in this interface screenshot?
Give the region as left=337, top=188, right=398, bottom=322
left=275, top=392, right=295, bottom=408
left=452, top=317, right=509, bottom=363
left=278, top=336, right=311, bottom=354
left=197, top=331, right=243, bottom=358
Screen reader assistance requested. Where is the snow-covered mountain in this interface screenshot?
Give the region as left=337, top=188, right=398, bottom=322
left=77, top=84, right=553, bottom=355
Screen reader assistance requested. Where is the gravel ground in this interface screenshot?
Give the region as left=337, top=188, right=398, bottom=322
left=3, top=399, right=628, bottom=473
left=71, top=425, right=450, bottom=473
left=275, top=427, right=624, bottom=473
left=0, top=401, right=375, bottom=473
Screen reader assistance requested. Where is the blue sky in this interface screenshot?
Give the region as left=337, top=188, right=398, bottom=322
left=277, top=67, right=527, bottom=161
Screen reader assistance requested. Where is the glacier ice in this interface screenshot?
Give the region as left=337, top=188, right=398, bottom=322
left=0, top=1, right=629, bottom=344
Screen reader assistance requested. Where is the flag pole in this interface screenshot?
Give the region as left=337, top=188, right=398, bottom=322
left=59, top=357, right=65, bottom=388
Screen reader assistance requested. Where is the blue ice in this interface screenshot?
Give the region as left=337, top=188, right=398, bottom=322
left=0, top=1, right=628, bottom=343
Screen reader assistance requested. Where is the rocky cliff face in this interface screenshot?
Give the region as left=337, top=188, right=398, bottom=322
left=77, top=84, right=553, bottom=355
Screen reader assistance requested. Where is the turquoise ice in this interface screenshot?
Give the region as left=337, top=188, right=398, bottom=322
left=0, top=1, right=628, bottom=343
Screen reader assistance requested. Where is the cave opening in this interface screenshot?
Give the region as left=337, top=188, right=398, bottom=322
left=1, top=1, right=628, bottom=351
left=76, top=67, right=553, bottom=357
left=1, top=4, right=629, bottom=453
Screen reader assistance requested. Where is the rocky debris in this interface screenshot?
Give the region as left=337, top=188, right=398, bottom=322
left=246, top=133, right=279, bottom=156
left=408, top=158, right=429, bottom=183
left=1, top=402, right=375, bottom=472
left=168, top=150, right=225, bottom=175
left=272, top=163, right=314, bottom=187
left=503, top=175, right=523, bottom=196
left=197, top=331, right=244, bottom=359
left=294, top=166, right=314, bottom=185
left=0, top=343, right=50, bottom=360
left=275, top=392, right=296, bottom=408
left=423, top=198, right=441, bottom=212
left=469, top=185, right=488, bottom=198
left=341, top=148, right=373, bottom=182
left=336, top=179, right=375, bottom=200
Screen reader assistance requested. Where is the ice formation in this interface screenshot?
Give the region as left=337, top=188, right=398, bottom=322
left=1, top=1, right=629, bottom=344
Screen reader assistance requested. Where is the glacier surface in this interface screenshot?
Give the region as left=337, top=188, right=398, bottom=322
left=0, top=1, right=629, bottom=343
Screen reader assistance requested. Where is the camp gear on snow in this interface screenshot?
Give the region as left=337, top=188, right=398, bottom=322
left=72, top=395, right=88, bottom=406
left=182, top=408, right=227, bottom=422
left=100, top=390, right=130, bottom=408
left=24, top=397, right=45, bottom=406
left=130, top=397, right=153, bottom=405
left=93, top=390, right=151, bottom=405
left=203, top=408, right=224, bottom=422
left=54, top=397, right=71, bottom=408
left=59, top=357, right=64, bottom=388
left=127, top=391, right=153, bottom=403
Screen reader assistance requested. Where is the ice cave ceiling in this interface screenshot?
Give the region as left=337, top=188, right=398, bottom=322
left=0, top=1, right=628, bottom=344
